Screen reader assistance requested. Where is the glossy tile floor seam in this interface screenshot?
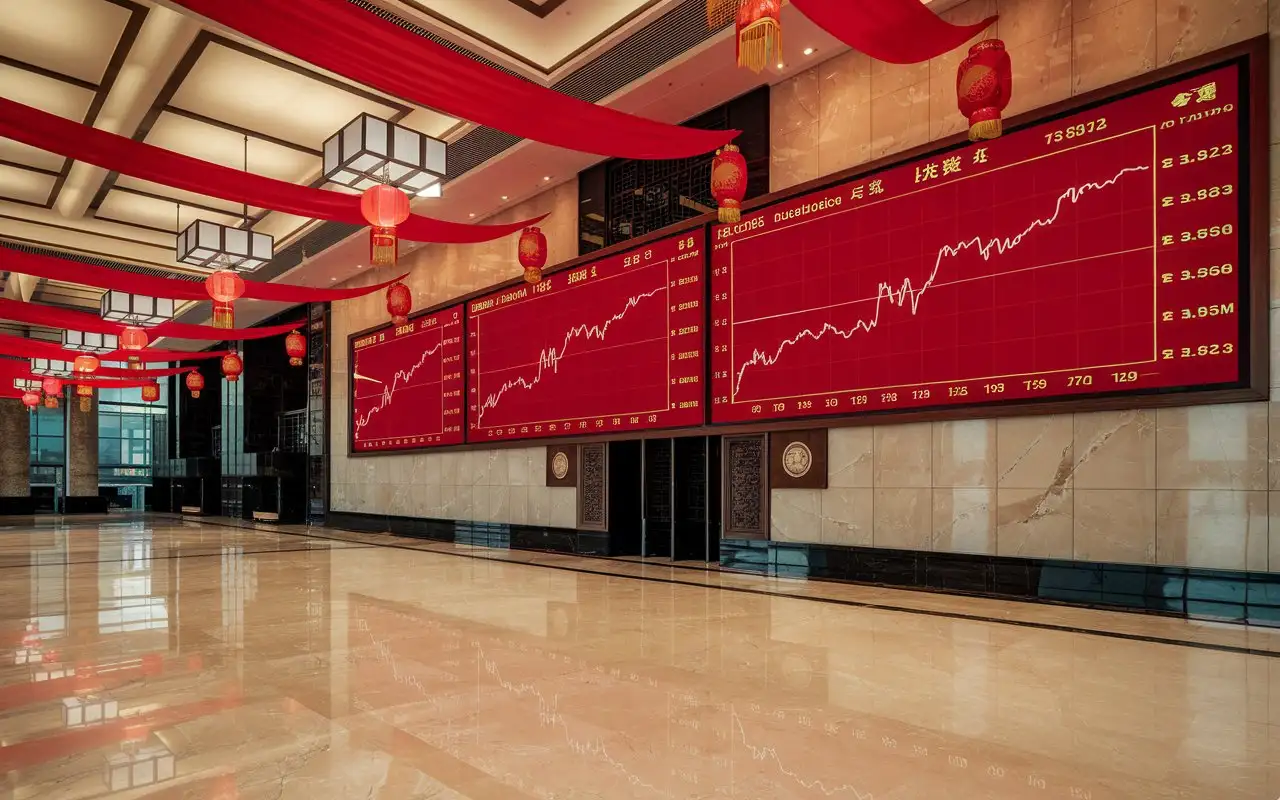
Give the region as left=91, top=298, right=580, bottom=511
left=0, top=516, right=1276, bottom=799
left=174, top=515, right=1280, bottom=659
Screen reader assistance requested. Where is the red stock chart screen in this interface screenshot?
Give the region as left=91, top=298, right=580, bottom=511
left=349, top=305, right=464, bottom=452
left=710, top=62, right=1252, bottom=424
left=467, top=231, right=706, bottom=442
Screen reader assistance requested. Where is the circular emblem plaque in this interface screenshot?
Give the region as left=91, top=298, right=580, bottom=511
left=551, top=451, right=570, bottom=480
left=781, top=441, right=812, bottom=479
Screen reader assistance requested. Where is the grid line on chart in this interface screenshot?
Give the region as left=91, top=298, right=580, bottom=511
left=728, top=131, right=1157, bottom=403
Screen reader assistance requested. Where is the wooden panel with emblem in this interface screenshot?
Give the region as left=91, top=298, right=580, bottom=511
left=545, top=445, right=579, bottom=487
left=769, top=430, right=828, bottom=490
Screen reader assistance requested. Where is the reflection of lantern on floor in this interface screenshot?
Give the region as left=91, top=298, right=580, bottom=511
left=102, top=737, right=176, bottom=791
left=62, top=694, right=119, bottom=727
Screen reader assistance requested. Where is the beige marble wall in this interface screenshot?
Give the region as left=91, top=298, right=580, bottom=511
left=0, top=399, right=29, bottom=497
left=769, top=0, right=1278, bottom=572
left=329, top=182, right=580, bottom=525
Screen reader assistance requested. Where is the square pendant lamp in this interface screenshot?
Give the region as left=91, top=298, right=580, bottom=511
left=100, top=291, right=175, bottom=327
left=29, top=358, right=73, bottom=377
left=176, top=219, right=273, bottom=272
left=62, top=330, right=120, bottom=353
left=103, top=742, right=176, bottom=791
left=323, top=113, right=446, bottom=196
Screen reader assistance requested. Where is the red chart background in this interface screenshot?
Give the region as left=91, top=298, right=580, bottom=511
left=350, top=305, right=464, bottom=451
left=468, top=231, right=706, bottom=442
left=710, top=63, right=1246, bottom=424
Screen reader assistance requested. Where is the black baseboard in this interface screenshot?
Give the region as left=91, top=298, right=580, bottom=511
left=325, top=511, right=610, bottom=556
left=721, top=539, right=1280, bottom=626
left=0, top=497, right=36, bottom=516
left=63, top=496, right=111, bottom=515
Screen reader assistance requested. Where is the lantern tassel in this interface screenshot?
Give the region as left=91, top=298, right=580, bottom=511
left=371, top=227, right=398, bottom=267
left=737, top=18, right=781, bottom=73
left=79, top=397, right=91, bottom=413
left=212, top=302, right=234, bottom=329
left=968, top=111, right=1003, bottom=141
left=718, top=201, right=742, bottom=225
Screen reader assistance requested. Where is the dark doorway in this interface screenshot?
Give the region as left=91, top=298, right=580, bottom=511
left=637, top=436, right=720, bottom=562
left=607, top=440, right=643, bottom=556
left=642, top=439, right=672, bottom=557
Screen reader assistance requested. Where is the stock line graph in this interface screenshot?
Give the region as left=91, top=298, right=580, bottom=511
left=468, top=231, right=705, bottom=442
left=349, top=306, right=464, bottom=451
left=475, top=285, right=668, bottom=425
left=710, top=63, right=1247, bottom=424
left=730, top=164, right=1153, bottom=398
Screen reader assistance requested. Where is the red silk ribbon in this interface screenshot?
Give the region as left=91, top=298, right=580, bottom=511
left=0, top=299, right=302, bottom=341
left=168, top=0, right=737, bottom=160
left=790, top=0, right=996, bottom=64
left=0, top=248, right=409, bottom=303
left=0, top=97, right=540, bottom=245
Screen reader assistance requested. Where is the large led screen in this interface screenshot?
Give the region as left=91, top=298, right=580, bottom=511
left=349, top=305, right=464, bottom=452
left=710, top=62, right=1253, bottom=424
left=467, top=231, right=706, bottom=442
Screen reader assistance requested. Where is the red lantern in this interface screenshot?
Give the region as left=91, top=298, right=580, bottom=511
left=141, top=382, right=160, bottom=403
left=40, top=377, right=62, bottom=397
left=75, top=384, right=93, bottom=413
left=736, top=0, right=782, bottom=73
left=386, top=282, right=412, bottom=326
left=956, top=39, right=1012, bottom=141
left=360, top=184, right=411, bottom=266
left=221, top=352, right=243, bottom=383
left=206, top=270, right=245, bottom=330
left=21, top=391, right=39, bottom=411
left=285, top=330, right=306, bottom=367
left=73, top=354, right=100, bottom=374
left=120, top=326, right=148, bottom=368
left=185, top=370, right=205, bottom=399
left=711, top=144, right=748, bottom=224
left=518, top=226, right=548, bottom=284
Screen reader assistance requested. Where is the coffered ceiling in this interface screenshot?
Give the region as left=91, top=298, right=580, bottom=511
left=0, top=0, right=853, bottom=343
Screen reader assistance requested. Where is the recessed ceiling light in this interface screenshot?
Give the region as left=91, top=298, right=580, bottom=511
left=330, top=277, right=337, bottom=281
left=543, top=176, right=551, bottom=181
left=469, top=213, right=475, bottom=218
left=803, top=47, right=815, bottom=56
left=776, top=62, right=785, bottom=69
left=501, top=195, right=508, bottom=201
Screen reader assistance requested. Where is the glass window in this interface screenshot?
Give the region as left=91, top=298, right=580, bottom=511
left=100, top=413, right=121, bottom=437
left=35, top=407, right=63, bottom=436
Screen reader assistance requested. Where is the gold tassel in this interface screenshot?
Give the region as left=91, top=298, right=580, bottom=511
left=969, top=117, right=1003, bottom=141
left=737, top=19, right=781, bottom=73
left=212, top=303, right=234, bottom=329
left=719, top=204, right=741, bottom=224
left=79, top=397, right=91, bottom=413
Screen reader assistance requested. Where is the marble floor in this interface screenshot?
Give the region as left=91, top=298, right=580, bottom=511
left=0, top=517, right=1275, bottom=799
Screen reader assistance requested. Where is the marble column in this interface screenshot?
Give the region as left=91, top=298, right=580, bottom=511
left=66, top=400, right=99, bottom=497
left=0, top=399, right=29, bottom=497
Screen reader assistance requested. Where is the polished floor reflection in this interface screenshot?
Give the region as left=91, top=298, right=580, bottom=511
left=0, top=517, right=1275, bottom=799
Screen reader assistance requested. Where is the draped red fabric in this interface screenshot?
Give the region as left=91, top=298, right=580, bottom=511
left=790, top=0, right=996, bottom=64
left=0, top=333, right=229, bottom=367
left=169, top=0, right=736, bottom=160
left=79, top=365, right=194, bottom=379
left=0, top=248, right=409, bottom=303
left=0, top=360, right=172, bottom=390
left=0, top=98, right=540, bottom=245
left=0, top=299, right=301, bottom=341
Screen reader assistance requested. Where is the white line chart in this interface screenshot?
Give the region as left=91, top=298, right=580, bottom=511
left=730, top=707, right=873, bottom=798
left=353, top=334, right=444, bottom=438
left=731, top=164, right=1151, bottom=400
left=476, top=285, right=666, bottom=424
left=474, top=642, right=666, bottom=795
